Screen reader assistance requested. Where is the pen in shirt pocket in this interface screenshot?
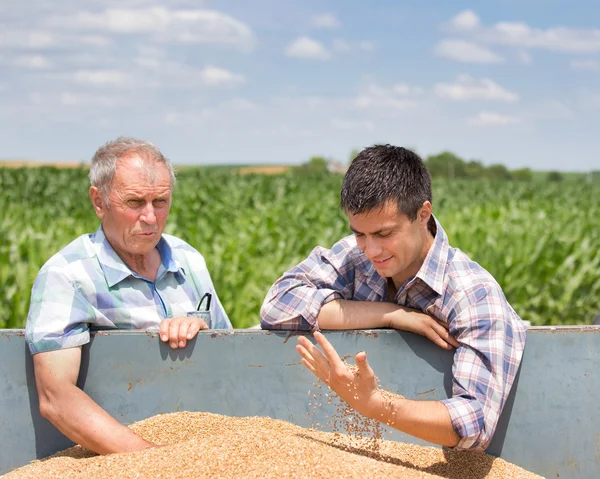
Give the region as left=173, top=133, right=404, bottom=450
left=197, top=292, right=212, bottom=312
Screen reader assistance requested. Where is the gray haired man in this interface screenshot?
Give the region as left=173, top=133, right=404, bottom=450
left=26, top=137, right=231, bottom=454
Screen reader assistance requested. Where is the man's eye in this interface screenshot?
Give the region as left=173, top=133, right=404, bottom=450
left=377, top=232, right=392, bottom=238
left=128, top=200, right=143, bottom=206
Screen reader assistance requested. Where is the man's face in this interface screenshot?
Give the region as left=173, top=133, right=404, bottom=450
left=90, top=155, right=172, bottom=259
left=348, top=200, right=432, bottom=288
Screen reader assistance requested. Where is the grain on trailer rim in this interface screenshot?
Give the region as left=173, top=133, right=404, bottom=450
left=5, top=412, right=542, bottom=479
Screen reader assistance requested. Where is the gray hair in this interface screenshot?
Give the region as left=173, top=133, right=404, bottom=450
left=89, top=136, right=176, bottom=206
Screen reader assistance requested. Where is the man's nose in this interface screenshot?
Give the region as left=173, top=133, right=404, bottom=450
left=140, top=203, right=157, bottom=224
left=364, top=237, right=382, bottom=260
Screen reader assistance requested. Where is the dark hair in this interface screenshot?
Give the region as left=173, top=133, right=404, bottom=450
left=340, top=144, right=432, bottom=220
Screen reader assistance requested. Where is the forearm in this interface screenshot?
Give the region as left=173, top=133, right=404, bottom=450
left=40, top=384, right=153, bottom=454
left=317, top=299, right=420, bottom=330
left=368, top=395, right=460, bottom=448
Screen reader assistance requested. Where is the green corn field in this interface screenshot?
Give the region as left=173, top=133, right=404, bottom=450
left=1, top=166, right=599, bottom=329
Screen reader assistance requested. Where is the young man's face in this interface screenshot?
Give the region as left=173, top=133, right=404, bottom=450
left=90, top=155, right=172, bottom=260
left=348, top=200, right=433, bottom=289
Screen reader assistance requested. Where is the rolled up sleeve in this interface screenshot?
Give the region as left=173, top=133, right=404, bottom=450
left=260, top=244, right=354, bottom=331
left=441, top=285, right=527, bottom=450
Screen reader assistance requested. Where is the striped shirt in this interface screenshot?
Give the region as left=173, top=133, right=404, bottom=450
left=26, top=225, right=231, bottom=354
left=260, top=217, right=527, bottom=451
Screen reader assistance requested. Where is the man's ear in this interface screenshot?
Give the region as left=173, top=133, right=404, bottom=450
left=89, top=186, right=106, bottom=219
left=418, top=201, right=432, bottom=225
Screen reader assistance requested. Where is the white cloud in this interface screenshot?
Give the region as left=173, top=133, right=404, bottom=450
left=221, top=98, right=257, bottom=112
left=164, top=98, right=257, bottom=126
left=15, top=55, right=52, bottom=69
left=487, top=22, right=600, bottom=53
left=570, top=59, right=599, bottom=71
left=311, top=13, right=341, bottom=29
left=434, top=39, right=503, bottom=64
left=197, top=66, right=245, bottom=87
left=268, top=83, right=423, bottom=120
left=358, top=41, right=376, bottom=52
left=47, top=7, right=256, bottom=50
left=74, top=69, right=133, bottom=88
left=137, top=45, right=164, bottom=57
left=435, top=75, right=519, bottom=102
left=578, top=91, right=600, bottom=109
left=134, top=45, right=165, bottom=68
left=60, top=92, right=122, bottom=108
left=532, top=100, right=575, bottom=121
left=0, top=54, right=53, bottom=69
left=332, top=39, right=351, bottom=52
left=331, top=118, right=375, bottom=131
left=135, top=57, right=160, bottom=68
left=332, top=39, right=375, bottom=53
left=517, top=51, right=532, bottom=65
left=285, top=37, right=330, bottom=60
left=468, top=111, right=521, bottom=126
left=80, top=35, right=112, bottom=47
left=0, top=30, right=56, bottom=49
left=68, top=62, right=245, bottom=90
left=354, top=83, right=421, bottom=110
left=137, top=62, right=245, bottom=89
left=445, top=11, right=600, bottom=54
left=28, top=92, right=44, bottom=104
left=0, top=30, right=111, bottom=50
left=449, top=10, right=480, bottom=31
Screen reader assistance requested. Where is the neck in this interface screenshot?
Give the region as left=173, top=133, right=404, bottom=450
left=112, top=244, right=162, bottom=282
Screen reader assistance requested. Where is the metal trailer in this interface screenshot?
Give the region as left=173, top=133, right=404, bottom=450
left=1, top=327, right=598, bottom=478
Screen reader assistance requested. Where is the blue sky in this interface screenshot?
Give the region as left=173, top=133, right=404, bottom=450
left=0, top=0, right=599, bottom=171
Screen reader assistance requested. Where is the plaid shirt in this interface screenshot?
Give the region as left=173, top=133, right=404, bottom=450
left=260, top=217, right=527, bottom=451
left=26, top=225, right=231, bottom=355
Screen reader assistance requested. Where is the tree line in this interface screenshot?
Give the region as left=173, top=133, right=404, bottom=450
left=300, top=150, right=599, bottom=183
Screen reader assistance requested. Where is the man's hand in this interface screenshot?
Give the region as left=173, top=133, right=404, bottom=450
left=296, top=332, right=384, bottom=417
left=159, top=316, right=209, bottom=349
left=389, top=311, right=459, bottom=350
left=316, top=299, right=458, bottom=351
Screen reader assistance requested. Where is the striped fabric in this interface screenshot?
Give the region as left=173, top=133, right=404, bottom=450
left=26, top=225, right=231, bottom=354
left=260, top=216, right=527, bottom=450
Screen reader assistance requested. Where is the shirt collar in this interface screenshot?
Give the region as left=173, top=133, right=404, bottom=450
left=413, top=215, right=449, bottom=296
left=92, top=225, right=183, bottom=287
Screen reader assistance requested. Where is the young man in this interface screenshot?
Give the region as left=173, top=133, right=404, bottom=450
left=26, top=137, right=231, bottom=455
left=260, top=144, right=526, bottom=451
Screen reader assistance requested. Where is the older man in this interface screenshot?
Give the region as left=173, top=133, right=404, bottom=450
left=25, top=137, right=231, bottom=454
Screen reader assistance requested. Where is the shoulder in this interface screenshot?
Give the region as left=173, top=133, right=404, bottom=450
left=445, top=248, right=500, bottom=292
left=443, top=248, right=511, bottom=316
left=162, top=234, right=208, bottom=268
left=38, top=233, right=96, bottom=274
left=307, top=235, right=371, bottom=274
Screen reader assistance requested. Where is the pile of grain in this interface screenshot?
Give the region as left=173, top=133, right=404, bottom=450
left=6, top=412, right=541, bottom=479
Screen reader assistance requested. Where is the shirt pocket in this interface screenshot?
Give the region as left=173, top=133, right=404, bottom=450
left=185, top=310, right=212, bottom=329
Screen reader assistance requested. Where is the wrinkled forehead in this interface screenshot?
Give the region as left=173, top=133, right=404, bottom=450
left=113, top=153, right=171, bottom=188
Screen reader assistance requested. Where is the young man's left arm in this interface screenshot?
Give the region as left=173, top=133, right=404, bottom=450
left=297, top=284, right=527, bottom=450
left=440, top=284, right=527, bottom=450
left=297, top=332, right=460, bottom=447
